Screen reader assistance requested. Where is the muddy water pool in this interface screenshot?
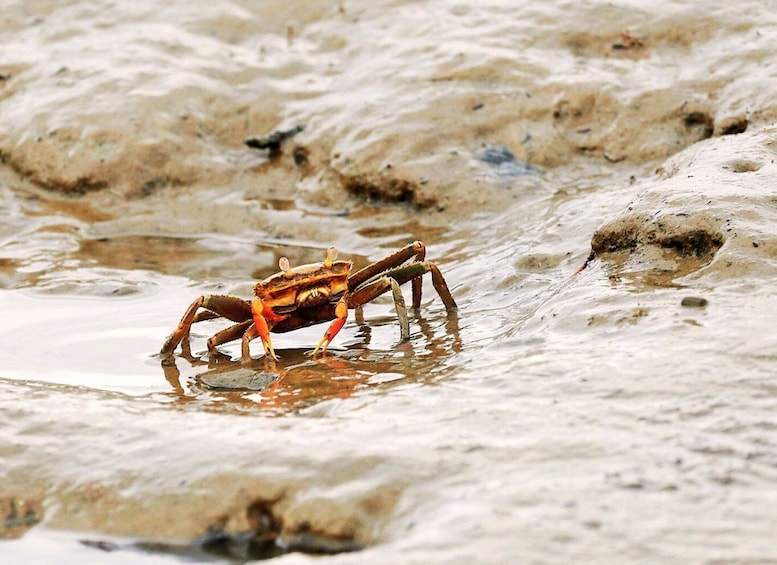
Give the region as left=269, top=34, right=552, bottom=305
left=2, top=1, right=777, bottom=563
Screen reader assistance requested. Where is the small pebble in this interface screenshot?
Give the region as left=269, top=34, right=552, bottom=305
left=199, top=370, right=278, bottom=391
left=681, top=296, right=708, bottom=308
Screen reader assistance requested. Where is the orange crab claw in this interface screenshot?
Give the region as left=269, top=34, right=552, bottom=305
left=311, top=299, right=348, bottom=355
left=251, top=297, right=278, bottom=360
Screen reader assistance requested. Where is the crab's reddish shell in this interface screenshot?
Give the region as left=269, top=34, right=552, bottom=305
left=254, top=259, right=352, bottom=314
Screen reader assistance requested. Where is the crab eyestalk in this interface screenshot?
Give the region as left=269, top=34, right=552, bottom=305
left=279, top=256, right=294, bottom=279
left=324, top=246, right=338, bottom=267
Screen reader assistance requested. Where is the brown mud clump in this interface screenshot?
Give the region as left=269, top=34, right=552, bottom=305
left=589, top=213, right=725, bottom=286
left=153, top=494, right=365, bottom=560
left=197, top=481, right=401, bottom=558
left=0, top=497, right=42, bottom=539
left=64, top=475, right=400, bottom=561
left=340, top=171, right=437, bottom=208
left=592, top=214, right=724, bottom=258
left=583, top=124, right=777, bottom=285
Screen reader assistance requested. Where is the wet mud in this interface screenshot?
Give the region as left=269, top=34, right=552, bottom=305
left=2, top=1, right=777, bottom=563
left=588, top=125, right=777, bottom=285
left=0, top=497, right=42, bottom=540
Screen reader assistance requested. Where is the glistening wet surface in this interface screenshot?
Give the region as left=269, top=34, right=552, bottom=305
left=2, top=1, right=777, bottom=563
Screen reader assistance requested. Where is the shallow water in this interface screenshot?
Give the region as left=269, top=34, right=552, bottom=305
left=2, top=1, right=777, bottom=563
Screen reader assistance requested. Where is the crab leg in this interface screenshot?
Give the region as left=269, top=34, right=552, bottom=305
left=311, top=298, right=349, bottom=355
left=411, top=243, right=425, bottom=309
left=349, top=276, right=410, bottom=340
left=160, top=294, right=252, bottom=355
left=241, top=323, right=260, bottom=361
left=207, top=319, right=253, bottom=355
left=359, top=261, right=457, bottom=311
left=428, top=262, right=458, bottom=311
left=348, top=240, right=427, bottom=307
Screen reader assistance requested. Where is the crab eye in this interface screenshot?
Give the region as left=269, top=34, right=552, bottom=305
left=279, top=257, right=293, bottom=277
left=324, top=246, right=338, bottom=267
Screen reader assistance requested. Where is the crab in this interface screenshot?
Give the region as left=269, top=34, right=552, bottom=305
left=160, top=241, right=457, bottom=361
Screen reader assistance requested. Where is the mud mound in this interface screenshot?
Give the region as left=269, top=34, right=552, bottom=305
left=586, top=124, right=777, bottom=284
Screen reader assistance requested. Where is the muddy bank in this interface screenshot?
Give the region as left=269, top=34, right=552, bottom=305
left=2, top=1, right=777, bottom=226
left=0, top=375, right=404, bottom=558
left=585, top=124, right=777, bottom=286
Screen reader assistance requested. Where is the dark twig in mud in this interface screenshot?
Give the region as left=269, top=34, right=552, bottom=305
left=245, top=125, right=305, bottom=157
left=573, top=249, right=596, bottom=275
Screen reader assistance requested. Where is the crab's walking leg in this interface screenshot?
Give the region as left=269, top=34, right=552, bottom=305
left=250, top=298, right=278, bottom=360
left=160, top=295, right=252, bottom=355
left=241, top=323, right=259, bottom=362
left=207, top=319, right=253, bottom=355
left=348, top=240, right=427, bottom=307
left=378, top=261, right=457, bottom=311
left=411, top=244, right=426, bottom=309
left=428, top=262, right=458, bottom=311
left=349, top=277, right=410, bottom=340
left=311, top=298, right=349, bottom=355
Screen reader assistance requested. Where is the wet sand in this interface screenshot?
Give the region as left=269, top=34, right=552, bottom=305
left=2, top=1, right=777, bottom=562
